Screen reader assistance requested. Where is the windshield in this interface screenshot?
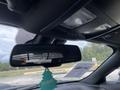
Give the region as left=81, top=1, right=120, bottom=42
left=0, top=25, right=113, bottom=87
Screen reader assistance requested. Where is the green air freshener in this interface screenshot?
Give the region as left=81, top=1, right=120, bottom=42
left=40, top=68, right=57, bottom=90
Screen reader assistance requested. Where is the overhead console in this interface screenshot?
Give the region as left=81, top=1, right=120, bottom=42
left=39, top=0, right=120, bottom=40
left=57, top=0, right=120, bottom=37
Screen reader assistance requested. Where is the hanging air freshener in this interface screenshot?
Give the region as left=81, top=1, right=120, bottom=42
left=40, top=68, right=57, bottom=90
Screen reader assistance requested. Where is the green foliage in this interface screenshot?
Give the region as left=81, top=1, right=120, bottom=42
left=81, top=42, right=113, bottom=62
left=0, top=63, right=10, bottom=71
left=0, top=62, right=17, bottom=71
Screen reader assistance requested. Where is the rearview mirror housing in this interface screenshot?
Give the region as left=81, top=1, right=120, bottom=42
left=10, top=44, right=81, bottom=67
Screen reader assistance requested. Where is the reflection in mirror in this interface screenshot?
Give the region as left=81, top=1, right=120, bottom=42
left=13, top=52, right=64, bottom=65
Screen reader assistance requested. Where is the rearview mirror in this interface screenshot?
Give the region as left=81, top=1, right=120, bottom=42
left=10, top=44, right=81, bottom=67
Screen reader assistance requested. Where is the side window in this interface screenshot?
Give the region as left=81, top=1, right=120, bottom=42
left=81, top=42, right=113, bottom=65
left=66, top=41, right=113, bottom=79
left=106, top=68, right=120, bottom=82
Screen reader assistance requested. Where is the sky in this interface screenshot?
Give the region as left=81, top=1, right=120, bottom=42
left=0, top=25, right=18, bottom=63
left=66, top=41, right=87, bottom=49
left=0, top=24, right=87, bottom=63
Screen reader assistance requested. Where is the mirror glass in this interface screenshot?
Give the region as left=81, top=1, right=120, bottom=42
left=10, top=44, right=81, bottom=67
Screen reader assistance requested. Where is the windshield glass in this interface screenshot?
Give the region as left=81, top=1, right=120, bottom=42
left=0, top=25, right=113, bottom=87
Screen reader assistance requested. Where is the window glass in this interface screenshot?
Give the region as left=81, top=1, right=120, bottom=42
left=106, top=68, right=120, bottom=82
left=0, top=25, right=113, bottom=86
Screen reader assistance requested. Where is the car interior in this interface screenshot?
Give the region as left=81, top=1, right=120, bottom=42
left=0, top=0, right=120, bottom=90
